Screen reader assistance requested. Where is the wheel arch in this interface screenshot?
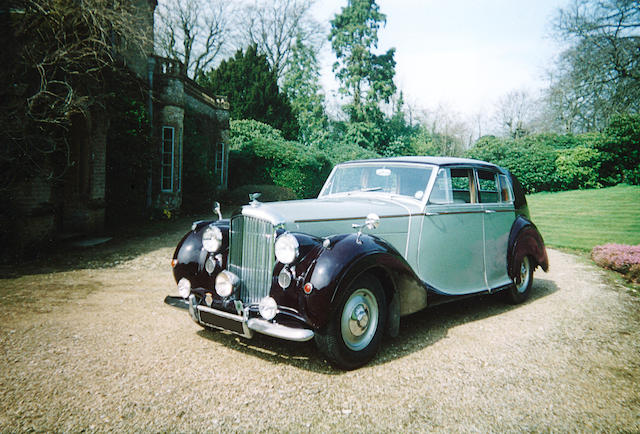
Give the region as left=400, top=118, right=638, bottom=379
left=305, top=233, right=423, bottom=336
left=507, top=216, right=549, bottom=283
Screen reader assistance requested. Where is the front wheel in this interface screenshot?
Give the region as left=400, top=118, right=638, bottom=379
left=315, top=274, right=387, bottom=370
left=505, top=255, right=533, bottom=304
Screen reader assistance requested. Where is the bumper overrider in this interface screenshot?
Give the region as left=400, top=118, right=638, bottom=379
left=186, top=288, right=315, bottom=343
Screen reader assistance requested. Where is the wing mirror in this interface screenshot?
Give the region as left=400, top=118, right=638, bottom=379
left=352, top=213, right=380, bottom=244
left=213, top=201, right=222, bottom=220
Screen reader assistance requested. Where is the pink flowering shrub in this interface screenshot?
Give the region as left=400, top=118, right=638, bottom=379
left=591, top=244, right=640, bottom=283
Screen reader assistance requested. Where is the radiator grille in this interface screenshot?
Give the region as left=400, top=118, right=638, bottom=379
left=228, top=215, right=276, bottom=305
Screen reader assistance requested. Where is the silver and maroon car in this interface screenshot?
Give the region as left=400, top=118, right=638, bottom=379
left=171, top=157, right=549, bottom=369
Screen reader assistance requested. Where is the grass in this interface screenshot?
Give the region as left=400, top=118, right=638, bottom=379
left=527, top=184, right=640, bottom=251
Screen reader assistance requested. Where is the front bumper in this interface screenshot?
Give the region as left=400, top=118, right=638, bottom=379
left=188, top=295, right=314, bottom=342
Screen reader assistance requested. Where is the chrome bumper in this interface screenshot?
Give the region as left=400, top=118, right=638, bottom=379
left=188, top=295, right=314, bottom=342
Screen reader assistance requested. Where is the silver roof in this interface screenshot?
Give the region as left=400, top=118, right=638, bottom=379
left=341, top=156, right=503, bottom=170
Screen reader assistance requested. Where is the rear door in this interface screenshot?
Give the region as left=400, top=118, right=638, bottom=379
left=477, top=169, right=515, bottom=289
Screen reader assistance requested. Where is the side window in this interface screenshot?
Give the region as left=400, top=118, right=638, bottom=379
left=428, top=168, right=473, bottom=204
left=498, top=174, right=514, bottom=202
left=477, top=169, right=499, bottom=203
left=450, top=168, right=472, bottom=203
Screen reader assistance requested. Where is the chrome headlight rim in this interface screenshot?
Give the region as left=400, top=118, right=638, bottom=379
left=215, top=270, right=238, bottom=298
left=202, top=224, right=223, bottom=253
left=275, top=232, right=299, bottom=264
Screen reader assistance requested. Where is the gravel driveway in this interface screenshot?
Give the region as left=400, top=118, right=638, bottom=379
left=0, top=221, right=639, bottom=432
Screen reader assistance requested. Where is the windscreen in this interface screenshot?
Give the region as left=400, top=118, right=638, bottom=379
left=320, top=164, right=433, bottom=200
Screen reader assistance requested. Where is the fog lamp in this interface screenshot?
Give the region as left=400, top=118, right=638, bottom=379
left=178, top=278, right=191, bottom=299
left=205, top=256, right=216, bottom=274
left=215, top=270, right=238, bottom=298
left=278, top=268, right=292, bottom=289
left=259, top=296, right=278, bottom=320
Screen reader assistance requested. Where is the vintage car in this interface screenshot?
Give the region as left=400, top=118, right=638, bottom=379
left=170, top=157, right=548, bottom=369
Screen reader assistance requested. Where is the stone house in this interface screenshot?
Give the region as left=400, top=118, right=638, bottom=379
left=4, top=0, right=229, bottom=253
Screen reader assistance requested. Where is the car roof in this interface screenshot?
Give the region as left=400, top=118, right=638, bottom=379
left=341, top=156, right=504, bottom=171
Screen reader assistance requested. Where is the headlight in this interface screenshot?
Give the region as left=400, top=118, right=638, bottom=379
left=178, top=278, right=191, bottom=299
left=275, top=233, right=299, bottom=264
left=215, top=270, right=238, bottom=298
left=202, top=225, right=223, bottom=252
left=259, top=297, right=278, bottom=320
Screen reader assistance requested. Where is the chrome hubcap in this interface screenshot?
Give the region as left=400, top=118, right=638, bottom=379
left=341, top=288, right=378, bottom=351
left=516, top=257, right=530, bottom=293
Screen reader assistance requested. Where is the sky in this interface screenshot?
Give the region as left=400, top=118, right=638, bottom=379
left=312, top=0, right=570, bottom=122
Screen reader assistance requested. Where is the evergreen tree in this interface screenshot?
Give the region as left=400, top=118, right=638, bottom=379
left=282, top=36, right=327, bottom=146
left=329, top=0, right=396, bottom=152
left=200, top=45, right=298, bottom=139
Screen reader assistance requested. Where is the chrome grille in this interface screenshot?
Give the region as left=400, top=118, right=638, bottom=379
left=228, top=215, right=276, bottom=305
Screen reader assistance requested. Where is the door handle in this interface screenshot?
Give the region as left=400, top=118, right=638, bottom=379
left=485, top=209, right=496, bottom=214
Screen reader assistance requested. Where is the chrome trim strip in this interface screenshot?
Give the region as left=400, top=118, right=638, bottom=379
left=247, top=318, right=315, bottom=342
left=295, top=214, right=410, bottom=223
left=295, top=209, right=514, bottom=223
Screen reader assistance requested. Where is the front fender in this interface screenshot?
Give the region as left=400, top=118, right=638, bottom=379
left=299, top=233, right=423, bottom=331
left=172, top=219, right=229, bottom=290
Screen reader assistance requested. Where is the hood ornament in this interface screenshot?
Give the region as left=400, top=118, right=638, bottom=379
left=352, top=213, right=380, bottom=244
left=249, top=192, right=262, bottom=207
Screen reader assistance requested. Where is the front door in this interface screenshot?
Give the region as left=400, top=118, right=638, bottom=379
left=418, top=167, right=487, bottom=295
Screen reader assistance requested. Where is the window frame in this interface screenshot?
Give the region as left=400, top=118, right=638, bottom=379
left=215, top=141, right=225, bottom=186
left=161, top=126, right=175, bottom=192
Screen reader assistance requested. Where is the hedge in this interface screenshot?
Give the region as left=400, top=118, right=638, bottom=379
left=228, top=120, right=332, bottom=198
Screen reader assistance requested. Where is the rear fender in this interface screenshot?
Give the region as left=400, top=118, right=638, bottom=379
left=507, top=216, right=549, bottom=283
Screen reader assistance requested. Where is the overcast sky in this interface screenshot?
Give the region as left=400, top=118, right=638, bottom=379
left=312, top=0, right=569, bottom=121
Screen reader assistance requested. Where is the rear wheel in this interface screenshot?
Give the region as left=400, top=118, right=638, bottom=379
left=505, top=255, right=533, bottom=304
left=315, top=274, right=387, bottom=370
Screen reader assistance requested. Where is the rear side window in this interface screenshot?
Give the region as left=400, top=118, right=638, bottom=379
left=477, top=169, right=499, bottom=203
left=497, top=174, right=513, bottom=202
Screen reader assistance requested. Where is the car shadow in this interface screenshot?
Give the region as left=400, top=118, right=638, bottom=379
left=191, top=278, right=559, bottom=374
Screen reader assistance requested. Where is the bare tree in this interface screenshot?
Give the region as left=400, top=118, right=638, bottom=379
left=0, top=0, right=151, bottom=190
left=418, top=104, right=472, bottom=156
left=155, top=0, right=231, bottom=80
left=494, top=90, right=537, bottom=138
left=550, top=0, right=640, bottom=130
left=236, top=0, right=324, bottom=81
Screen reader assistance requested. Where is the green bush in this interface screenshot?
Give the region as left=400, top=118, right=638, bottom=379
left=228, top=120, right=332, bottom=198
left=555, top=146, right=602, bottom=190
left=601, top=114, right=640, bottom=185
left=467, top=133, right=613, bottom=193
left=467, top=136, right=557, bottom=193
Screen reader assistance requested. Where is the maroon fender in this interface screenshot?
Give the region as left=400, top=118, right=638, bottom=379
left=276, top=232, right=421, bottom=331
left=171, top=219, right=229, bottom=289
left=507, top=216, right=549, bottom=284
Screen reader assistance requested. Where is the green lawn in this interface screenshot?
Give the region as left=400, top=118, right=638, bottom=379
left=527, top=184, right=640, bottom=251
